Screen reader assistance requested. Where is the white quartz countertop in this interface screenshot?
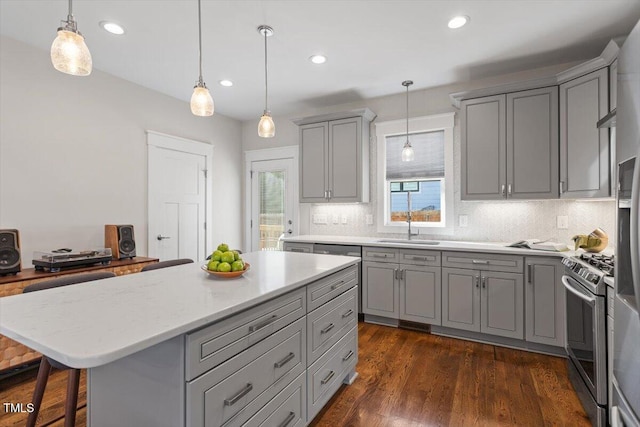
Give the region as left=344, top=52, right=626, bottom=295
left=283, top=235, right=579, bottom=257
left=0, top=251, right=359, bottom=369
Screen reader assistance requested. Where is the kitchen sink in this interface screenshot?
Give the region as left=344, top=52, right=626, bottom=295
left=376, top=239, right=440, bottom=245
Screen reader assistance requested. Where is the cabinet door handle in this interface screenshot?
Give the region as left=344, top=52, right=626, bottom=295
left=508, top=184, right=512, bottom=196
left=394, top=268, right=399, bottom=280
left=321, top=370, right=335, bottom=385
left=472, top=259, right=489, bottom=265
left=342, top=309, right=354, bottom=318
left=342, top=350, right=355, bottom=361
left=527, top=264, right=532, bottom=283
left=324, top=190, right=328, bottom=199
left=501, top=184, right=506, bottom=197
left=482, top=276, right=486, bottom=289
left=224, top=383, right=253, bottom=406
left=274, top=352, right=295, bottom=368
left=278, top=412, right=296, bottom=427
left=321, top=323, right=335, bottom=334
left=475, top=276, right=480, bottom=288
left=400, top=269, right=405, bottom=280
left=248, top=315, right=278, bottom=333
left=559, top=181, right=564, bottom=195
left=331, top=280, right=346, bottom=290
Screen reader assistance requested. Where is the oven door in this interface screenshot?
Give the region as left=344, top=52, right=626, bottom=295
left=563, top=275, right=608, bottom=405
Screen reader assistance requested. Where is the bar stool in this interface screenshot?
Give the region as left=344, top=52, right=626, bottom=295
left=140, top=258, right=194, bottom=272
left=23, top=271, right=117, bottom=427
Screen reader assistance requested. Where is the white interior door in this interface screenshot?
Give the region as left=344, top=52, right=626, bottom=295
left=245, top=147, right=299, bottom=252
left=148, top=132, right=212, bottom=261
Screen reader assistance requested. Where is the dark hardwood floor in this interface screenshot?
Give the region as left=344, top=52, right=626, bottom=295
left=0, top=322, right=590, bottom=427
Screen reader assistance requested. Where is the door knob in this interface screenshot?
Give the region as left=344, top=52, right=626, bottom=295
left=287, top=229, right=293, bottom=234
left=157, top=235, right=171, bottom=241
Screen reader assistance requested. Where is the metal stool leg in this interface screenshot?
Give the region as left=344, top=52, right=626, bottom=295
left=64, top=369, right=81, bottom=427
left=26, top=357, right=52, bottom=427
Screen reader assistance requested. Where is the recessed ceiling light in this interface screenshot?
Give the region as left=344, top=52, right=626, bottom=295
left=448, top=15, right=469, bottom=29
left=219, top=80, right=233, bottom=87
left=309, top=55, right=327, bottom=64
left=100, top=21, right=125, bottom=35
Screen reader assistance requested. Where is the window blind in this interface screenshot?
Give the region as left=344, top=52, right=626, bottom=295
left=385, top=130, right=444, bottom=180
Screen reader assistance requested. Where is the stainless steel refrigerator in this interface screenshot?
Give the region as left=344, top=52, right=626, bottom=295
left=613, top=18, right=640, bottom=427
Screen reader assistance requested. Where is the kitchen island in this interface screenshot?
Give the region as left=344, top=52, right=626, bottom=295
left=0, top=251, right=360, bottom=426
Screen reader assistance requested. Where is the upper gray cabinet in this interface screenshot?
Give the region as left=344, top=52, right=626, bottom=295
left=559, top=68, right=610, bottom=198
left=461, top=86, right=559, bottom=200
left=294, top=109, right=376, bottom=203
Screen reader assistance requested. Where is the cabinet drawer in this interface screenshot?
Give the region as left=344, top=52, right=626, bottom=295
left=307, top=287, right=358, bottom=365
left=362, top=246, right=399, bottom=263
left=187, top=318, right=306, bottom=427
left=186, top=289, right=305, bottom=380
left=283, top=242, right=313, bottom=253
left=307, top=265, right=357, bottom=312
left=307, top=326, right=358, bottom=422
left=240, top=372, right=306, bottom=427
left=442, top=251, right=523, bottom=273
left=399, top=249, right=441, bottom=266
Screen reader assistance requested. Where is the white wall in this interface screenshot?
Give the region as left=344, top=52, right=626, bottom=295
left=0, top=36, right=243, bottom=266
left=242, top=61, right=616, bottom=247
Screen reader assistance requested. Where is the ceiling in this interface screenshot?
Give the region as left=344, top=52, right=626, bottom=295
left=2, top=1, right=640, bottom=121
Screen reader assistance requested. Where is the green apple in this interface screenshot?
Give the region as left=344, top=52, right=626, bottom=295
left=211, top=250, right=223, bottom=262
left=221, top=251, right=235, bottom=263
left=207, top=260, right=219, bottom=271
left=217, top=243, right=230, bottom=252
left=217, top=262, right=231, bottom=272
left=231, top=260, right=244, bottom=272
left=232, top=250, right=241, bottom=261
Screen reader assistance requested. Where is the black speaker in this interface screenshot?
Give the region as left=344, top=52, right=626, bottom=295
left=105, top=225, right=136, bottom=259
left=0, top=229, right=21, bottom=275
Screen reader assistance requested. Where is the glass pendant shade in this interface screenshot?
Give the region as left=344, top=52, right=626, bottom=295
left=258, top=111, right=275, bottom=138
left=51, top=29, right=92, bottom=76
left=401, top=141, right=415, bottom=162
left=191, top=84, right=214, bottom=116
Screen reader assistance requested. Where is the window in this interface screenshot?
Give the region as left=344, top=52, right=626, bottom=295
left=386, top=131, right=445, bottom=226
left=375, top=113, right=455, bottom=234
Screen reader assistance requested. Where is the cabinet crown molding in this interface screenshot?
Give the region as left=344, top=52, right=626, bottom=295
left=291, top=108, right=376, bottom=126
left=450, top=39, right=621, bottom=109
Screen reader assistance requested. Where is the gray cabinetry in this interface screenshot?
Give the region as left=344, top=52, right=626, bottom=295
left=442, top=252, right=524, bottom=339
left=524, top=257, right=565, bottom=347
left=362, top=247, right=441, bottom=325
left=461, top=87, right=559, bottom=200
left=295, top=109, right=375, bottom=203
left=559, top=68, right=610, bottom=198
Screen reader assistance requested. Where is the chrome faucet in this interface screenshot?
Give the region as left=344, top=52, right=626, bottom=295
left=406, top=192, right=419, bottom=240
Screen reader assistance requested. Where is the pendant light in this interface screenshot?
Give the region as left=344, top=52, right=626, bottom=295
left=401, top=80, right=415, bottom=162
left=50, top=0, right=92, bottom=76
left=190, top=0, right=214, bottom=116
left=257, top=25, right=275, bottom=138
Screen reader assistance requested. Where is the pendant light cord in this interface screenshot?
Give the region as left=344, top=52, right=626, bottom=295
left=68, top=0, right=73, bottom=19
left=197, top=0, right=203, bottom=83
left=406, top=84, right=409, bottom=142
left=264, top=30, right=268, bottom=111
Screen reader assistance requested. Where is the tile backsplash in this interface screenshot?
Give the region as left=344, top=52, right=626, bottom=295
left=307, top=117, right=616, bottom=249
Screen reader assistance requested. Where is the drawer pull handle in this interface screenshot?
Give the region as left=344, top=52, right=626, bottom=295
left=342, top=350, right=354, bottom=361
left=331, top=280, right=346, bottom=290
left=224, top=383, right=253, bottom=406
left=278, top=412, right=296, bottom=427
left=316, top=250, right=330, bottom=254
left=342, top=309, right=354, bottom=318
left=472, top=259, right=490, bottom=264
left=248, top=315, right=278, bottom=333
left=290, top=248, right=305, bottom=252
left=409, top=256, right=428, bottom=261
left=321, top=323, right=335, bottom=334
left=321, top=370, right=335, bottom=385
left=371, top=253, right=388, bottom=258
left=274, top=352, right=295, bottom=368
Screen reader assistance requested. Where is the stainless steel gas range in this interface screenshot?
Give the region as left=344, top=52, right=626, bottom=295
left=561, top=253, right=615, bottom=427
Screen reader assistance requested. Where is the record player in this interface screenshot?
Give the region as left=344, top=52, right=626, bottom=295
left=32, top=248, right=112, bottom=272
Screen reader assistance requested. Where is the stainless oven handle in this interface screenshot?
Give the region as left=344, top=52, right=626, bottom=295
left=631, top=150, right=640, bottom=310
left=562, top=276, right=596, bottom=304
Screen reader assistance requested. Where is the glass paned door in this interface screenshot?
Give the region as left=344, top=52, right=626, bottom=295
left=250, top=158, right=295, bottom=251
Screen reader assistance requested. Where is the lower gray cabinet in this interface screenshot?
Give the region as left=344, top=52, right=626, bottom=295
left=442, top=267, right=524, bottom=339
left=524, top=257, right=565, bottom=347
left=362, top=258, right=441, bottom=325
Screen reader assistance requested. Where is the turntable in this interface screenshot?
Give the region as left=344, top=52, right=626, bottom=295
left=32, top=248, right=112, bottom=272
